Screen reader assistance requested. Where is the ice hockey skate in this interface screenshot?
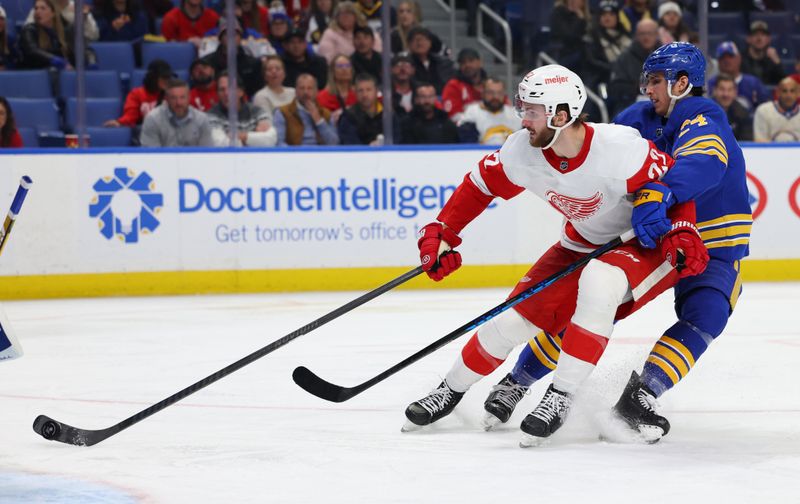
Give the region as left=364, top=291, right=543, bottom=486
left=610, top=371, right=670, bottom=444
left=402, top=380, right=464, bottom=432
left=481, top=373, right=529, bottom=431
left=519, top=384, right=572, bottom=447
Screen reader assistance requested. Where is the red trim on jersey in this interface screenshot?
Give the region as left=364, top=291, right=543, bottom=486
left=477, top=150, right=525, bottom=200
left=625, top=141, right=675, bottom=193
left=563, top=222, right=597, bottom=249
left=437, top=174, right=495, bottom=233
left=667, top=200, right=696, bottom=225
left=461, top=333, right=505, bottom=375
left=542, top=123, right=594, bottom=173
left=560, top=322, right=609, bottom=364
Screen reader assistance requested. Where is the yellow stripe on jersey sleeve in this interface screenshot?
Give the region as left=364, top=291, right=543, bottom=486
left=698, top=214, right=753, bottom=229
left=700, top=224, right=752, bottom=241
left=674, top=135, right=728, bottom=164
left=705, top=237, right=751, bottom=249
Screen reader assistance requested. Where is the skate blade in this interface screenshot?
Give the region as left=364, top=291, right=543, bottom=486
left=597, top=412, right=664, bottom=444
left=480, top=413, right=501, bottom=432
left=519, top=433, right=550, bottom=448
left=401, top=420, right=425, bottom=433
left=636, top=425, right=665, bottom=444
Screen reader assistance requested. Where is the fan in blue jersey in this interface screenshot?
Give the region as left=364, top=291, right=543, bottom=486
left=482, top=42, right=751, bottom=443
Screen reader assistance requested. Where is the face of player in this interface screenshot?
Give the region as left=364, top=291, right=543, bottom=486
left=712, top=80, right=737, bottom=108
left=166, top=85, right=190, bottom=118
left=518, top=102, right=554, bottom=148
left=643, top=72, right=671, bottom=116
left=777, top=79, right=799, bottom=110
left=355, top=79, right=378, bottom=110
left=483, top=81, right=505, bottom=112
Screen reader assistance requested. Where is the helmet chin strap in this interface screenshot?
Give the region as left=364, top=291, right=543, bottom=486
left=665, top=82, right=693, bottom=118
left=543, top=115, right=577, bottom=150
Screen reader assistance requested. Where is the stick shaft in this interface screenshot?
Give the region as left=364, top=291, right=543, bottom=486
left=0, top=176, right=33, bottom=256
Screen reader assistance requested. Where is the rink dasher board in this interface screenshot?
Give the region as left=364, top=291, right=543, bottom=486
left=0, top=144, right=798, bottom=299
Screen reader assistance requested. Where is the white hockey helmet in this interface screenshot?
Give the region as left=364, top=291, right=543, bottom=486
left=515, top=64, right=587, bottom=148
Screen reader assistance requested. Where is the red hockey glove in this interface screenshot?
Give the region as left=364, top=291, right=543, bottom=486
left=662, top=221, right=708, bottom=278
left=418, top=222, right=463, bottom=281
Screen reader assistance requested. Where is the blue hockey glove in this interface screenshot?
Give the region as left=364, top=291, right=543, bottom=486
left=631, top=182, right=675, bottom=249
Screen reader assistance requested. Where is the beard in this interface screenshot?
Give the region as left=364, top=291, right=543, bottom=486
left=529, top=127, right=555, bottom=148
left=484, top=99, right=503, bottom=113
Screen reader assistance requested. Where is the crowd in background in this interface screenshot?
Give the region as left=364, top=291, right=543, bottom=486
left=1, top=0, right=799, bottom=148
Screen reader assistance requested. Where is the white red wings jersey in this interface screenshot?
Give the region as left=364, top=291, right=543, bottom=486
left=469, top=122, right=672, bottom=252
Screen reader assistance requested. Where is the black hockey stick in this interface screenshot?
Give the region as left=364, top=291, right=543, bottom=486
left=33, top=266, right=424, bottom=446
left=292, top=230, right=637, bottom=403
left=0, top=176, right=34, bottom=256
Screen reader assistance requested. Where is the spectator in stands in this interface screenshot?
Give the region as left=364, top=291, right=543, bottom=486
left=201, top=19, right=264, bottom=98
left=140, top=79, right=214, bottom=147
left=26, top=0, right=100, bottom=41
left=741, top=20, right=785, bottom=86
left=268, top=11, right=292, bottom=55
left=709, top=41, right=770, bottom=111
left=304, top=0, right=336, bottom=48
left=0, top=6, right=17, bottom=70
left=273, top=73, right=339, bottom=145
left=549, top=0, right=590, bottom=76
left=351, top=25, right=381, bottom=83
left=317, top=54, right=356, bottom=112
left=161, top=0, right=220, bottom=47
left=457, top=77, right=520, bottom=145
left=338, top=73, right=387, bottom=144
left=354, top=0, right=395, bottom=36
left=442, top=48, right=485, bottom=122
left=17, top=0, right=97, bottom=70
left=96, top=0, right=148, bottom=42
left=585, top=0, right=631, bottom=88
left=391, top=53, right=415, bottom=115
left=390, top=0, right=442, bottom=55
left=282, top=0, right=311, bottom=24
left=139, top=0, right=173, bottom=34
left=208, top=71, right=276, bottom=146
left=754, top=76, right=800, bottom=142
left=254, top=55, right=296, bottom=115
left=238, top=0, right=270, bottom=37
left=656, top=1, right=691, bottom=44
left=0, top=97, right=23, bottom=148
left=189, top=59, right=218, bottom=111
left=105, top=59, right=172, bottom=131
left=318, top=1, right=381, bottom=62
left=399, top=81, right=458, bottom=144
left=608, top=18, right=659, bottom=116
left=282, top=27, right=328, bottom=87
left=619, top=0, right=654, bottom=34
left=711, top=73, right=754, bottom=141
left=407, top=26, right=453, bottom=95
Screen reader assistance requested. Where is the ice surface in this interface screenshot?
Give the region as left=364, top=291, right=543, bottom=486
left=0, top=283, right=798, bottom=503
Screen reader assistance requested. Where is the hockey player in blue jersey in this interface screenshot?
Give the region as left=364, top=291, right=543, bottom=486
left=481, top=42, right=751, bottom=443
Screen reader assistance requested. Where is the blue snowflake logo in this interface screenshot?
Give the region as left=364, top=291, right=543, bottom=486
left=89, top=168, right=163, bottom=243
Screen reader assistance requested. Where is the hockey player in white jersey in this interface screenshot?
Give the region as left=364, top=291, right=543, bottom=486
left=404, top=64, right=709, bottom=443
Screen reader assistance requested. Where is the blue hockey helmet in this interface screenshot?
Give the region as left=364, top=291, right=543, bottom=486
left=641, top=42, right=706, bottom=90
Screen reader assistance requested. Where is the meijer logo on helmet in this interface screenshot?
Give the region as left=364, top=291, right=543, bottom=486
left=544, top=75, right=569, bottom=85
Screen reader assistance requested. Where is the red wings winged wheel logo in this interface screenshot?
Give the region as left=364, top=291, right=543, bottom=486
left=546, top=190, right=604, bottom=221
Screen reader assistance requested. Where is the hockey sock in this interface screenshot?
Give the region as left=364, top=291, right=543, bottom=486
left=642, top=288, right=729, bottom=397
left=445, top=309, right=538, bottom=392
left=553, top=322, right=609, bottom=394
left=511, top=331, right=562, bottom=387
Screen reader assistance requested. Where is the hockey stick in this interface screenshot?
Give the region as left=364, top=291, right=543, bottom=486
left=292, top=230, right=637, bottom=403
left=33, top=266, right=424, bottom=446
left=0, top=176, right=34, bottom=257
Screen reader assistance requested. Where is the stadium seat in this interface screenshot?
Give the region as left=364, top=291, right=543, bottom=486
left=0, top=70, right=52, bottom=98
left=85, top=127, right=132, bottom=147
left=58, top=71, right=123, bottom=99
left=6, top=98, right=60, bottom=131
left=129, top=68, right=189, bottom=88
left=749, top=11, right=796, bottom=38
left=90, top=42, right=136, bottom=79
left=141, top=42, right=197, bottom=71
left=708, top=12, right=747, bottom=38
left=16, top=127, right=39, bottom=148
left=65, top=97, right=122, bottom=129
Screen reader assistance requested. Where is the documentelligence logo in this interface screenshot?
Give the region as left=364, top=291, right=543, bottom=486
left=89, top=167, right=164, bottom=243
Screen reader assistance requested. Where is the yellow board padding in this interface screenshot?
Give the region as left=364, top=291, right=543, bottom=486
left=0, top=259, right=798, bottom=300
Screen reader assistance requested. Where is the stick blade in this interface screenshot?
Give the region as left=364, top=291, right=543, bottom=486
left=292, top=366, right=356, bottom=403
left=33, top=414, right=112, bottom=447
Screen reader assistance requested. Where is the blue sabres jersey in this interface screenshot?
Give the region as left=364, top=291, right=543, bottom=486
left=613, top=97, right=752, bottom=261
